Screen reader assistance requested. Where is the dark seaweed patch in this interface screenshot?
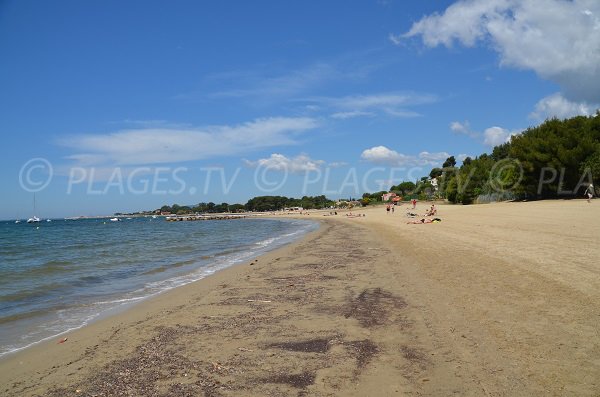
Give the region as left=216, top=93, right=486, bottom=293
left=264, top=372, right=316, bottom=389
left=269, top=338, right=331, bottom=353
left=344, top=288, right=407, bottom=328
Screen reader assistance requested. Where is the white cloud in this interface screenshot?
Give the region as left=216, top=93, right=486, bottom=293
left=419, top=151, right=451, bottom=164
left=208, top=63, right=339, bottom=100
left=330, top=111, right=374, bottom=119
left=361, top=146, right=450, bottom=166
left=483, top=126, right=519, bottom=147
left=60, top=117, right=318, bottom=166
left=331, top=93, right=438, bottom=109
left=383, top=108, right=422, bottom=118
left=450, top=120, right=479, bottom=138
left=361, top=146, right=413, bottom=165
left=388, top=33, right=402, bottom=45
left=400, top=0, right=600, bottom=102
left=317, top=92, right=437, bottom=119
left=529, top=93, right=598, bottom=120
left=450, top=120, right=522, bottom=147
left=244, top=153, right=325, bottom=173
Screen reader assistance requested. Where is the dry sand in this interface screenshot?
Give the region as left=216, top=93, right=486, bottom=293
left=1, top=200, right=599, bottom=396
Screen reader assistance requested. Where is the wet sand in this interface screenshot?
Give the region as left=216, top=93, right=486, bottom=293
left=1, top=200, right=599, bottom=396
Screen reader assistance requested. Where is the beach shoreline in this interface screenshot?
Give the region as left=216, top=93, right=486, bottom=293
left=2, top=200, right=599, bottom=396
left=0, top=216, right=318, bottom=360
left=0, top=218, right=325, bottom=365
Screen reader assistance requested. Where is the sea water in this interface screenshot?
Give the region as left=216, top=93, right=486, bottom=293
left=0, top=217, right=318, bottom=357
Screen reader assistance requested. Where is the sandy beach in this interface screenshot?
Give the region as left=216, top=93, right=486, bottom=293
left=1, top=200, right=599, bottom=396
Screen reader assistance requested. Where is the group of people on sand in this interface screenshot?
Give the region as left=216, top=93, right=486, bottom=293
left=382, top=199, right=442, bottom=224
left=405, top=203, right=441, bottom=225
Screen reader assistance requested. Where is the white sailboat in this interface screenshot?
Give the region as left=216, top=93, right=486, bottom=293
left=27, top=194, right=41, bottom=223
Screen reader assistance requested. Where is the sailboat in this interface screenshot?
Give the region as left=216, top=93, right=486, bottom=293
left=27, top=194, right=41, bottom=223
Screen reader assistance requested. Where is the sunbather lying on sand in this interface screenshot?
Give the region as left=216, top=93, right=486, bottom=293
left=407, top=218, right=441, bottom=224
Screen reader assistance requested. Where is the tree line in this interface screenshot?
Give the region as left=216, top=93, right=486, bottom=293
left=157, top=195, right=336, bottom=215
left=361, top=113, right=600, bottom=205
left=439, top=113, right=600, bottom=204
left=158, top=113, right=600, bottom=213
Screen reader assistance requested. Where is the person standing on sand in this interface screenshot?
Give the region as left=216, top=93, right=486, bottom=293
left=585, top=184, right=594, bottom=203
left=386, top=204, right=391, bottom=214
left=411, top=199, right=417, bottom=209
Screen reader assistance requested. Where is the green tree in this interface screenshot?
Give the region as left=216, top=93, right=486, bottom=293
left=390, top=181, right=416, bottom=195
left=429, top=168, right=443, bottom=178
left=443, top=156, right=456, bottom=168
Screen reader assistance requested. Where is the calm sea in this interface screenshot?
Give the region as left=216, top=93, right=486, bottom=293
left=0, top=216, right=318, bottom=357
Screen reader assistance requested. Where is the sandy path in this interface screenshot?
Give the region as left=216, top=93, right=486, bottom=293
left=1, top=200, right=598, bottom=396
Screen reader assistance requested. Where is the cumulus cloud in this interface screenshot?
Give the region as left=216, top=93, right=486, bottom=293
left=400, top=0, right=600, bottom=103
left=450, top=120, right=522, bottom=147
left=243, top=153, right=325, bottom=173
left=529, top=93, right=598, bottom=120
left=59, top=117, right=318, bottom=166
left=361, top=146, right=450, bottom=166
left=483, top=126, right=519, bottom=147
left=450, top=120, right=479, bottom=138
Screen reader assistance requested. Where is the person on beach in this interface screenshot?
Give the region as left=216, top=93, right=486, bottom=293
left=585, top=184, right=594, bottom=203
left=425, top=205, right=437, bottom=216
left=386, top=204, right=391, bottom=214
left=411, top=199, right=417, bottom=209
left=407, top=217, right=441, bottom=224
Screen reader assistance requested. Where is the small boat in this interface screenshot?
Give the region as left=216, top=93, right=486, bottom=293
left=15, top=220, right=21, bottom=224
left=152, top=215, right=158, bottom=219
left=109, top=217, right=120, bottom=222
left=27, top=194, right=41, bottom=223
left=46, top=219, right=52, bottom=222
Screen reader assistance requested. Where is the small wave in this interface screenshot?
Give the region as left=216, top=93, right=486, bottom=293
left=0, top=308, right=50, bottom=325
left=92, top=296, right=145, bottom=306
left=0, top=260, right=74, bottom=282
left=0, top=282, right=69, bottom=303
left=140, top=258, right=197, bottom=276
left=255, top=237, right=277, bottom=247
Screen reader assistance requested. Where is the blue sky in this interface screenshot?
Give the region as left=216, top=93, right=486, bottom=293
left=2, top=0, right=599, bottom=218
